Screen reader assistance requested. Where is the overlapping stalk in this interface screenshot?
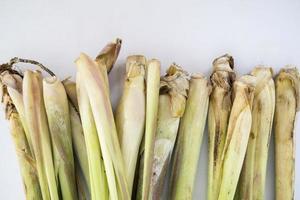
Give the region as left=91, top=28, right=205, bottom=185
left=9, top=112, right=43, bottom=200
left=69, top=102, right=90, bottom=190
left=170, top=74, right=211, bottom=200
left=63, top=79, right=79, bottom=110
left=76, top=52, right=130, bottom=199
left=136, top=59, right=161, bottom=200
left=207, top=54, right=235, bottom=200
left=217, top=75, right=256, bottom=200
left=43, top=76, right=77, bottom=200
left=115, top=55, right=146, bottom=196
left=149, top=64, right=189, bottom=199
left=63, top=39, right=120, bottom=197
left=235, top=67, right=275, bottom=200
left=0, top=70, right=42, bottom=200
left=77, top=73, right=108, bottom=200
left=1, top=70, right=34, bottom=155
left=275, top=67, right=299, bottom=200
left=63, top=80, right=90, bottom=190
left=23, top=70, right=59, bottom=200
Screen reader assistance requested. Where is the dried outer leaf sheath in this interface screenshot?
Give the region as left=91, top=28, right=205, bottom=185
left=76, top=54, right=130, bottom=199
left=140, top=59, right=161, bottom=200
left=62, top=36, right=119, bottom=109
left=62, top=79, right=79, bottom=110
left=150, top=64, right=189, bottom=199
left=217, top=75, right=256, bottom=200
left=95, top=38, right=122, bottom=73
left=208, top=54, right=235, bottom=200
left=95, top=39, right=122, bottom=93
left=10, top=112, right=42, bottom=199
left=170, top=74, right=211, bottom=200
left=115, top=55, right=146, bottom=196
left=43, top=76, right=78, bottom=200
left=0, top=71, right=34, bottom=155
left=237, top=67, right=275, bottom=200
left=275, top=67, right=299, bottom=200
left=77, top=73, right=108, bottom=200
left=23, top=70, right=59, bottom=200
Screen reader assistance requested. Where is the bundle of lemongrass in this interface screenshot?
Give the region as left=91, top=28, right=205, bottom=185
left=0, top=39, right=299, bottom=200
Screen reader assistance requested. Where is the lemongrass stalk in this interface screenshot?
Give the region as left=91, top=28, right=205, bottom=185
left=275, top=67, right=299, bottom=200
left=43, top=76, right=77, bottom=200
left=9, top=112, right=42, bottom=200
left=76, top=53, right=130, bottom=199
left=62, top=79, right=90, bottom=191
left=69, top=104, right=90, bottom=189
left=23, top=70, right=59, bottom=200
left=0, top=71, right=42, bottom=200
left=115, top=55, right=146, bottom=196
left=217, top=75, right=256, bottom=200
left=207, top=54, right=235, bottom=200
left=170, top=74, right=211, bottom=200
left=63, top=38, right=121, bottom=109
left=150, top=64, right=189, bottom=199
left=0, top=71, right=34, bottom=154
left=77, top=73, right=108, bottom=200
left=137, top=59, right=161, bottom=200
left=235, top=67, right=275, bottom=200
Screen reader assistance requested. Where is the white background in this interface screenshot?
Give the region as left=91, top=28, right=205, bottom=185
left=0, top=0, right=299, bottom=199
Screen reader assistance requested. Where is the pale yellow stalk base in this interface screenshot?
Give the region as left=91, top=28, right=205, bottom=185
left=236, top=67, right=275, bottom=200
left=208, top=54, right=235, bottom=200
left=275, top=67, right=299, bottom=200
left=115, top=55, right=146, bottom=196
left=217, top=75, right=256, bottom=200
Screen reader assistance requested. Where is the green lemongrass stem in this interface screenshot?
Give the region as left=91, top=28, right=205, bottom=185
left=236, top=67, right=275, bottom=200
left=138, top=59, right=161, bottom=200
left=62, top=79, right=90, bottom=191
left=217, top=75, right=256, bottom=200
left=170, top=74, right=211, bottom=200
left=77, top=73, right=108, bottom=200
left=43, top=76, right=78, bottom=200
left=275, top=67, right=299, bottom=200
left=208, top=54, right=235, bottom=200
left=69, top=104, right=90, bottom=190
left=76, top=53, right=130, bottom=199
left=9, top=112, right=42, bottom=200
left=23, top=70, right=59, bottom=200
left=115, top=55, right=146, bottom=196
left=149, top=64, right=189, bottom=199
